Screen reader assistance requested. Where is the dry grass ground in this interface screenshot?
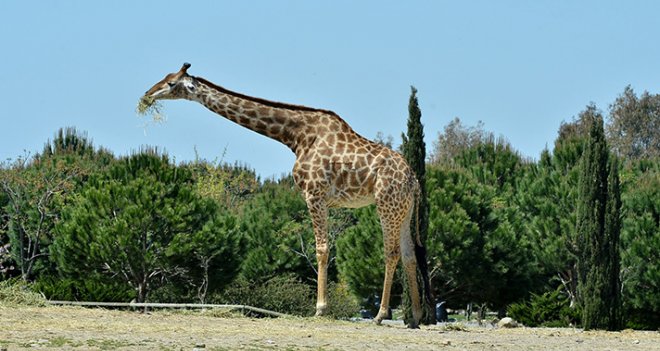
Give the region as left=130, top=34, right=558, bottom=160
left=1, top=304, right=658, bottom=350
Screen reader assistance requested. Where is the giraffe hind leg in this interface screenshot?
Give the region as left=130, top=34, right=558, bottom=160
left=373, top=198, right=421, bottom=328
left=373, top=198, right=401, bottom=325
left=399, top=205, right=422, bottom=328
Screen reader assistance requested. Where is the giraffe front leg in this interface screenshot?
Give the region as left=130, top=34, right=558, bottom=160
left=305, top=196, right=329, bottom=317
left=315, top=244, right=329, bottom=316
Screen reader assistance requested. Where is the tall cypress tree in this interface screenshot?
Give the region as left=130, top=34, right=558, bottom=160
left=576, top=109, right=622, bottom=330
left=604, top=156, right=622, bottom=330
left=401, top=86, right=435, bottom=325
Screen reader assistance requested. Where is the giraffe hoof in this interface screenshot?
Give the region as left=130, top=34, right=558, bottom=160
left=315, top=304, right=327, bottom=317
left=374, top=310, right=389, bottom=325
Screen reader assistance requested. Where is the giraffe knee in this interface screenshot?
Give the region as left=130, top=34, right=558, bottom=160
left=401, top=244, right=415, bottom=261
left=384, top=247, right=400, bottom=260
left=316, top=243, right=329, bottom=259
left=400, top=233, right=415, bottom=260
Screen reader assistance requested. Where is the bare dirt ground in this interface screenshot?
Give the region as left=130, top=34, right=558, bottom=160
left=1, top=305, right=658, bottom=350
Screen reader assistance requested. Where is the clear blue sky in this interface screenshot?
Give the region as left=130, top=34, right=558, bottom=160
left=2, top=1, right=659, bottom=178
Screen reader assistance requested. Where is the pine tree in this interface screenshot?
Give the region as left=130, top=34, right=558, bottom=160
left=238, top=178, right=317, bottom=284
left=576, top=109, right=622, bottom=330
left=620, top=159, right=660, bottom=329
left=401, top=86, right=435, bottom=325
left=336, top=205, right=387, bottom=312
left=52, top=149, right=221, bottom=303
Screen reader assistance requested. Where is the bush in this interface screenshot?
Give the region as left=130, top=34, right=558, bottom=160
left=0, top=279, right=46, bottom=306
left=624, top=309, right=660, bottom=330
left=253, top=275, right=316, bottom=316
left=217, top=277, right=360, bottom=319
left=32, top=277, right=134, bottom=302
left=216, top=275, right=315, bottom=316
left=148, top=282, right=191, bottom=303
left=326, top=280, right=360, bottom=319
left=507, top=286, right=580, bottom=327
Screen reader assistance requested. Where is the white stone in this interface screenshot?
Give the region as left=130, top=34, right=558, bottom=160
left=497, top=317, right=519, bottom=328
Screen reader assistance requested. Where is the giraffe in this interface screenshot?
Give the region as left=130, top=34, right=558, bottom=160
left=142, top=63, right=423, bottom=328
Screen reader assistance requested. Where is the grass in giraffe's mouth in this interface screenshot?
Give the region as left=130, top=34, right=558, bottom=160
left=136, top=96, right=165, bottom=122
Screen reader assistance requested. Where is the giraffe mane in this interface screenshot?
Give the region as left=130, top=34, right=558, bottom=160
left=193, top=77, right=340, bottom=117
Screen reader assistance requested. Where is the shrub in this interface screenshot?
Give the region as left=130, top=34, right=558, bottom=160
left=326, top=280, right=360, bottom=319
left=32, top=277, right=134, bottom=302
left=624, top=309, right=660, bottom=330
left=216, top=275, right=315, bottom=316
left=254, top=275, right=316, bottom=316
left=507, top=286, right=580, bottom=327
left=218, top=276, right=361, bottom=319
left=148, top=283, right=191, bottom=303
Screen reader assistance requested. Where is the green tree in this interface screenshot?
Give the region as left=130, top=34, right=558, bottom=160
left=336, top=205, right=387, bottom=310
left=425, top=165, right=537, bottom=314
left=606, top=86, right=660, bottom=160
left=168, top=211, right=244, bottom=303
left=426, top=167, right=493, bottom=306
left=429, top=117, right=488, bottom=165
left=238, top=178, right=318, bottom=284
left=427, top=119, right=540, bottom=315
left=514, top=149, right=581, bottom=305
left=619, top=159, right=659, bottom=329
left=52, top=149, right=218, bottom=302
left=373, top=132, right=394, bottom=149
left=576, top=109, right=622, bottom=330
left=604, top=156, right=622, bottom=330
left=526, top=111, right=597, bottom=307
left=400, top=86, right=435, bottom=324
left=0, top=128, right=107, bottom=281
left=185, top=157, right=259, bottom=211
left=453, top=135, right=524, bottom=192
left=179, top=158, right=258, bottom=302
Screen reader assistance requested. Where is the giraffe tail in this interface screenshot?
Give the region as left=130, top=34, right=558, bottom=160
left=411, top=174, right=435, bottom=322
left=412, top=178, right=422, bottom=247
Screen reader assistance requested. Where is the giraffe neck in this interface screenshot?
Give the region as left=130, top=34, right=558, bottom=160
left=188, top=77, right=310, bottom=150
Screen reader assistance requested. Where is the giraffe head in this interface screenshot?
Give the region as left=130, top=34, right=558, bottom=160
left=143, top=63, right=198, bottom=101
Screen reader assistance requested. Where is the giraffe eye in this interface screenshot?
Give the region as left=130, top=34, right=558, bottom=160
left=167, top=81, right=176, bottom=87
left=183, top=80, right=196, bottom=91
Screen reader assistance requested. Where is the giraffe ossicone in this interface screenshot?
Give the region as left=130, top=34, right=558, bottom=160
left=142, top=63, right=423, bottom=328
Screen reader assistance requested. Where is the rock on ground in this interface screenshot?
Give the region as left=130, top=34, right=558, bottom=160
left=497, top=317, right=519, bottom=328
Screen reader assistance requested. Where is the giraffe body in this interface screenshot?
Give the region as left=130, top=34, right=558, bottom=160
left=143, top=64, right=422, bottom=327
